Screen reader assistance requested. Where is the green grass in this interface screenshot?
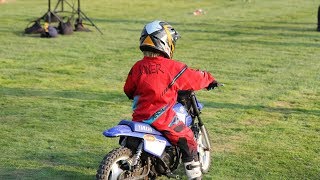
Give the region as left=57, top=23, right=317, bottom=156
left=1, top=0, right=319, bottom=179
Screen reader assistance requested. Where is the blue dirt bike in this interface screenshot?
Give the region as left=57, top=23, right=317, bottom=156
left=96, top=90, right=214, bottom=180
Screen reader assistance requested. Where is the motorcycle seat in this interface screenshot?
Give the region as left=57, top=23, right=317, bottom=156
left=119, top=120, right=162, bottom=136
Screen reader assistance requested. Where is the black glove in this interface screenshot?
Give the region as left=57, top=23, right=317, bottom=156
left=206, top=81, right=218, bottom=90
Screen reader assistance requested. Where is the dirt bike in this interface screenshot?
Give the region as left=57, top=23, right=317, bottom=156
left=96, top=90, right=215, bottom=180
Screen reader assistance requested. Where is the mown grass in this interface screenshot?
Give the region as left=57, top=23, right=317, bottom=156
left=1, top=0, right=319, bottom=179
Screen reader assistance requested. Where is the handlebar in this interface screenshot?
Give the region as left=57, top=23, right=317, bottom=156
left=217, top=83, right=224, bottom=87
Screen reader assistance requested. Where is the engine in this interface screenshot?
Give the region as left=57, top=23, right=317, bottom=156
left=153, top=146, right=180, bottom=175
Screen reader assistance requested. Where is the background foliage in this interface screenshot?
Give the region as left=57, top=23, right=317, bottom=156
left=0, top=0, right=319, bottom=179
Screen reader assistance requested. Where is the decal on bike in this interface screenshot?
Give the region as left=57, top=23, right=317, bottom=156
left=143, top=134, right=156, bottom=141
left=144, top=135, right=167, bottom=157
left=137, top=125, right=153, bottom=133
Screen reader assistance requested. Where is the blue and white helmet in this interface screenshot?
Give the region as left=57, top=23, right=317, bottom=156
left=139, top=20, right=180, bottom=59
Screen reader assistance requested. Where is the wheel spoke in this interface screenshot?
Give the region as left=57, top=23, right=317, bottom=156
left=109, top=162, right=123, bottom=180
left=96, top=147, right=133, bottom=180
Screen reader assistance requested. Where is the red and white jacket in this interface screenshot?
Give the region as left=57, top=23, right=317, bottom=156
left=124, top=56, right=215, bottom=126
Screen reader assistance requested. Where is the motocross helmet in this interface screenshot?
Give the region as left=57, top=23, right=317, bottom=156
left=139, top=20, right=180, bottom=59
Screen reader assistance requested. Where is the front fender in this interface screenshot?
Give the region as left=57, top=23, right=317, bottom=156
left=103, top=125, right=172, bottom=157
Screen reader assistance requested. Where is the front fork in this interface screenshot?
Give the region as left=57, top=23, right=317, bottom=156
left=190, top=93, right=211, bottom=151
left=200, top=125, right=211, bottom=151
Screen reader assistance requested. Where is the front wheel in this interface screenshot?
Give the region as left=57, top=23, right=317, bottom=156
left=197, top=125, right=211, bottom=173
left=96, top=147, right=133, bottom=180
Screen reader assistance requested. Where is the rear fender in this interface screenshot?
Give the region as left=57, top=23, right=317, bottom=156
left=103, top=125, right=171, bottom=157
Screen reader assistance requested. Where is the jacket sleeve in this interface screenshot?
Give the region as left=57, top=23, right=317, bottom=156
left=176, top=67, right=215, bottom=91
left=124, top=68, right=135, bottom=99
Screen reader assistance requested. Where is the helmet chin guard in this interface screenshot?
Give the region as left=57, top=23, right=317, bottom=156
left=140, top=20, right=180, bottom=59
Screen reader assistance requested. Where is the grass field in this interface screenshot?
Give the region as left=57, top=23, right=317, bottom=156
left=0, top=0, right=319, bottom=179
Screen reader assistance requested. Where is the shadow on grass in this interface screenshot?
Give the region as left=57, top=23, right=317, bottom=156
left=100, top=18, right=320, bottom=47
left=2, top=18, right=315, bottom=39
left=196, top=38, right=320, bottom=48
left=1, top=86, right=319, bottom=116
left=0, top=167, right=93, bottom=180
left=0, top=86, right=127, bottom=103
left=89, top=18, right=150, bottom=25
left=90, top=18, right=316, bottom=26
left=71, top=18, right=318, bottom=35
left=226, top=21, right=316, bottom=33
left=182, top=28, right=320, bottom=39
left=204, top=101, right=320, bottom=117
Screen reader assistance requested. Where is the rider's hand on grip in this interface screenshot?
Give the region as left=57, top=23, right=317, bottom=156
left=206, top=81, right=219, bottom=90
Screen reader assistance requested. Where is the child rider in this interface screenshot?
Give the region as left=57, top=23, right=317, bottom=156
left=124, top=20, right=218, bottom=180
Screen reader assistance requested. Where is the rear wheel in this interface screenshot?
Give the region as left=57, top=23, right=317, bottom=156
left=197, top=126, right=211, bottom=173
left=96, top=147, right=133, bottom=180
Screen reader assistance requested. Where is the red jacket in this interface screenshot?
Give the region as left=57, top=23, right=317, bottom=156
left=124, top=56, right=215, bottom=126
